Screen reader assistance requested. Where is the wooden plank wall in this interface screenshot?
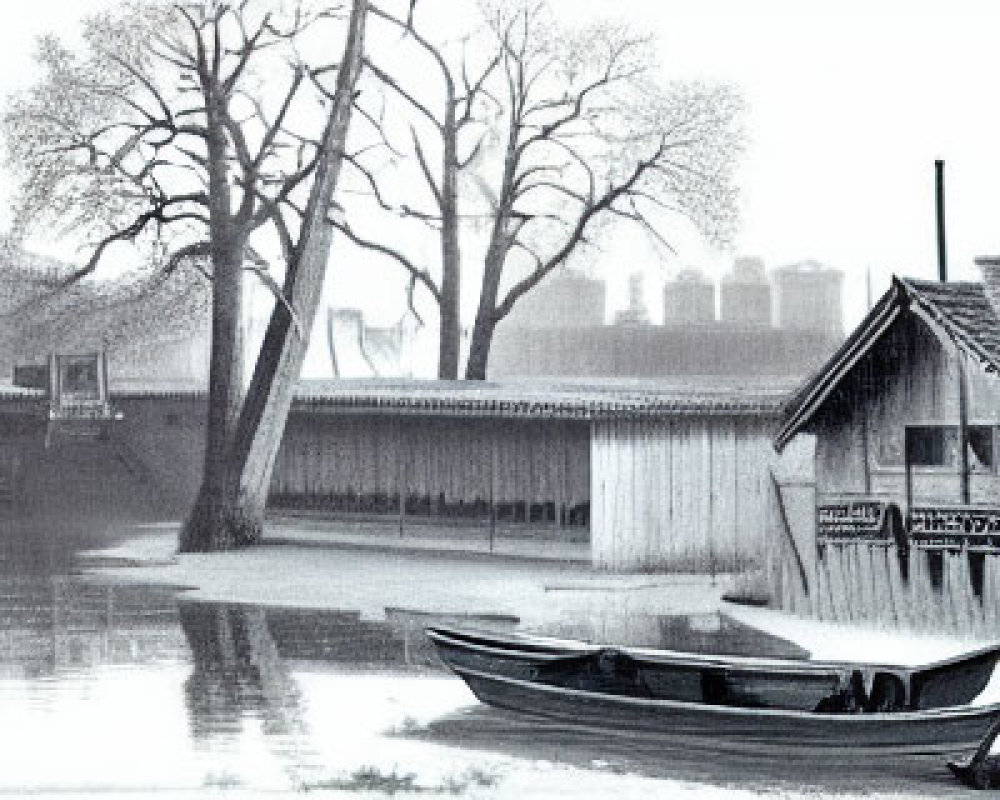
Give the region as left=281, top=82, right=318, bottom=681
left=269, top=413, right=591, bottom=526
left=776, top=542, right=1000, bottom=637
left=590, top=416, right=774, bottom=572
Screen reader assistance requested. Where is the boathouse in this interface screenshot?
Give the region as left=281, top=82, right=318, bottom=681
left=775, top=277, right=1000, bottom=631
left=271, top=380, right=789, bottom=572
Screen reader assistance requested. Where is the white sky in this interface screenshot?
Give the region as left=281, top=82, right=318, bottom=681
left=3, top=0, right=1000, bottom=333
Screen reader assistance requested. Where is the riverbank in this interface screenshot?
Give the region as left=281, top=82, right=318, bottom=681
left=78, top=517, right=727, bottom=629
left=80, top=515, right=992, bottom=665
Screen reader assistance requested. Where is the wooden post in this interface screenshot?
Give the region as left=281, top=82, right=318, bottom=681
left=707, top=424, right=715, bottom=579
left=398, top=417, right=406, bottom=538
left=489, top=425, right=497, bottom=552
left=904, top=427, right=914, bottom=520
left=732, top=420, right=739, bottom=571
left=958, top=356, right=971, bottom=505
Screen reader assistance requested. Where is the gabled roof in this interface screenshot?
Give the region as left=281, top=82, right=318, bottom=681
left=774, top=277, right=1000, bottom=452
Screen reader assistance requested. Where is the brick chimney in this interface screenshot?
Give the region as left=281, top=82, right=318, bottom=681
left=974, top=256, right=1000, bottom=320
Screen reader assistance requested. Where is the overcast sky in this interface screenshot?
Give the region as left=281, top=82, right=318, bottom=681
left=3, top=0, right=1000, bottom=331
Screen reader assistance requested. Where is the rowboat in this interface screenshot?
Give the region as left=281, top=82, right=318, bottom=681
left=427, top=625, right=1000, bottom=753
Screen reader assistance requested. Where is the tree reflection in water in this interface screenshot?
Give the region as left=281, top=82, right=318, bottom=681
left=179, top=602, right=315, bottom=777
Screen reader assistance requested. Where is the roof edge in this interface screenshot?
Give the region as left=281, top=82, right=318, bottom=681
left=773, top=277, right=907, bottom=451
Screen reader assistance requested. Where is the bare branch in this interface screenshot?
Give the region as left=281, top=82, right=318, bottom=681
left=331, top=218, right=441, bottom=302
left=363, top=57, right=442, bottom=131
left=410, top=126, right=442, bottom=209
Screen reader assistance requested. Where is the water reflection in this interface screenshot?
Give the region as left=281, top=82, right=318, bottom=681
left=0, top=575, right=185, bottom=679
left=180, top=603, right=305, bottom=740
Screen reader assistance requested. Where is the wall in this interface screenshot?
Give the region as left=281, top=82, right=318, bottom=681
left=590, top=415, right=777, bottom=572
left=269, top=413, right=591, bottom=526
left=112, top=395, right=207, bottom=510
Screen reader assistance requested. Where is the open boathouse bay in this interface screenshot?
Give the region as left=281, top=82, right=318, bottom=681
left=0, top=517, right=995, bottom=797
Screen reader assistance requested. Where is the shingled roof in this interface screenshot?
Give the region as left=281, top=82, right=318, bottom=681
left=289, top=377, right=794, bottom=419
left=102, top=376, right=795, bottom=419
left=775, top=277, right=1000, bottom=451
left=903, top=279, right=1000, bottom=370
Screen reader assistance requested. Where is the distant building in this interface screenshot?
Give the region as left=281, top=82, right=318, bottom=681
left=774, top=261, right=844, bottom=338
left=720, top=256, right=771, bottom=327
left=489, top=257, right=845, bottom=381
left=613, top=273, right=650, bottom=326
left=488, top=324, right=840, bottom=380
left=501, top=269, right=605, bottom=329
left=328, top=308, right=417, bottom=378
left=663, top=269, right=715, bottom=324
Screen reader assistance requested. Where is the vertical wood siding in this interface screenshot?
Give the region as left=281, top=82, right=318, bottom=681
left=270, top=413, right=591, bottom=525
left=590, top=416, right=774, bottom=572
left=777, top=541, right=1000, bottom=638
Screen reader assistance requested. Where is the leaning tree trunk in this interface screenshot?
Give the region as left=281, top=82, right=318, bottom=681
left=464, top=240, right=506, bottom=381
left=464, top=315, right=495, bottom=381
left=203, top=0, right=368, bottom=547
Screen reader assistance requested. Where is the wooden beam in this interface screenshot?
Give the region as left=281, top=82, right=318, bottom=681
left=958, top=356, right=971, bottom=504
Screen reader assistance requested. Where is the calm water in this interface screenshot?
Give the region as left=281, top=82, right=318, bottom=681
left=0, top=515, right=975, bottom=796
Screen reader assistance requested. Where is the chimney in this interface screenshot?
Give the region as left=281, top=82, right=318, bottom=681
left=975, top=256, right=1000, bottom=320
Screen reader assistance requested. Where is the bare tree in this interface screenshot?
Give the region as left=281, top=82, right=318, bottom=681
left=331, top=1, right=499, bottom=379
left=464, top=3, right=742, bottom=378
left=336, top=0, right=743, bottom=379
left=5, top=0, right=370, bottom=550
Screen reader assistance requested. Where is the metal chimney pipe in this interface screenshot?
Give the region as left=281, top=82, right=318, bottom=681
left=936, top=159, right=947, bottom=282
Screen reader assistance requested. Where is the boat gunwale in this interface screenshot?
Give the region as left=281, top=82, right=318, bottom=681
left=426, top=625, right=1000, bottom=678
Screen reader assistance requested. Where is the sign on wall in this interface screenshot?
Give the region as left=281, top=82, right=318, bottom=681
left=817, top=500, right=891, bottom=541
left=909, top=506, right=1000, bottom=547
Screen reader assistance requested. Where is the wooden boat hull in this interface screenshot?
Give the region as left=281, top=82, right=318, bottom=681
left=453, top=663, right=1000, bottom=754
left=427, top=626, right=1000, bottom=713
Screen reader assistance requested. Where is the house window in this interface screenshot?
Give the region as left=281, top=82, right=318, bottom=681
left=905, top=426, right=959, bottom=467
left=969, top=426, right=994, bottom=470
left=882, top=425, right=995, bottom=470
left=59, top=355, right=102, bottom=404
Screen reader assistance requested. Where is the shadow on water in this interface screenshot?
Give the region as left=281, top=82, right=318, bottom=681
left=412, top=706, right=968, bottom=795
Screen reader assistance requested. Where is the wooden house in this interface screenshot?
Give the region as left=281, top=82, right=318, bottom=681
left=775, top=278, right=1000, bottom=630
